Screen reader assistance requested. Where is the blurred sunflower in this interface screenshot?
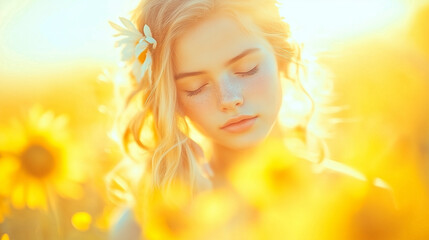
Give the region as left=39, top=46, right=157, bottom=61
left=0, top=197, right=9, bottom=223
left=0, top=105, right=87, bottom=210
left=142, top=184, right=239, bottom=240
left=228, top=138, right=308, bottom=207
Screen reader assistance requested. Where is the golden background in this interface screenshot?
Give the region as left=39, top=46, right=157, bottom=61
left=0, top=0, right=428, bottom=239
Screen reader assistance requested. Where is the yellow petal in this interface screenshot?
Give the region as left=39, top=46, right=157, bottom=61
left=37, top=110, right=55, bottom=131
left=0, top=122, right=27, bottom=152
left=1, top=234, right=10, bottom=240
left=0, top=157, right=20, bottom=196
left=11, top=182, right=26, bottom=209
left=26, top=180, right=47, bottom=210
left=71, top=212, right=92, bottom=232
left=28, top=105, right=44, bottom=132
left=0, top=200, right=9, bottom=223
left=51, top=115, right=69, bottom=134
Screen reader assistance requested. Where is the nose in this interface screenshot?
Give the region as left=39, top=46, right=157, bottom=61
left=217, top=74, right=244, bottom=111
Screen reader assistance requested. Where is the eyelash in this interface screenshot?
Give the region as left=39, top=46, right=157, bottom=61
left=186, top=83, right=208, bottom=96
left=236, top=65, right=259, bottom=77
left=185, top=65, right=259, bottom=97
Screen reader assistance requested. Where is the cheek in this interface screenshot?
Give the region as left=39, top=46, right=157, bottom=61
left=178, top=93, right=217, bottom=130
left=245, top=66, right=281, bottom=104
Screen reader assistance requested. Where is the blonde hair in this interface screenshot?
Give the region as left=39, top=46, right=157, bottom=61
left=109, top=0, right=329, bottom=221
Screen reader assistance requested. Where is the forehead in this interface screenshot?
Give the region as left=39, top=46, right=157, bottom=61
left=173, top=14, right=262, bottom=73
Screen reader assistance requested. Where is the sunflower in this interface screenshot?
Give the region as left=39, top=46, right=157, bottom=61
left=0, top=105, right=86, bottom=210
left=227, top=138, right=307, bottom=207
left=0, top=197, right=9, bottom=223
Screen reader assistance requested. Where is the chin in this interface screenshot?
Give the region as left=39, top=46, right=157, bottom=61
left=216, top=125, right=273, bottom=150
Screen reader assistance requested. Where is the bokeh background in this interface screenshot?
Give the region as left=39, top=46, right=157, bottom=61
left=0, top=0, right=428, bottom=239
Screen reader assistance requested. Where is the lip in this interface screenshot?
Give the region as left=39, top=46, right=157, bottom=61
left=220, top=115, right=258, bottom=133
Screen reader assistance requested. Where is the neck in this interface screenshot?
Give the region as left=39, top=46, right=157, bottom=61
left=209, top=121, right=284, bottom=188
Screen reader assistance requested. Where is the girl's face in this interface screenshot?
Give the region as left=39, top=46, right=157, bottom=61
left=174, top=13, right=282, bottom=150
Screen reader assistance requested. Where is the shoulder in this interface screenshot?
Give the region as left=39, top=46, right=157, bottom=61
left=109, top=208, right=142, bottom=240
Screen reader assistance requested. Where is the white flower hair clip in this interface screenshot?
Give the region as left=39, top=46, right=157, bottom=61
left=109, top=17, right=157, bottom=85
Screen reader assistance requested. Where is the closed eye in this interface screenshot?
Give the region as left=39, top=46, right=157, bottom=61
left=236, top=65, right=259, bottom=77
left=186, top=83, right=208, bottom=97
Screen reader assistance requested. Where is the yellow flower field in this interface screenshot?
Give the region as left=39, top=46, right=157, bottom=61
left=0, top=0, right=428, bottom=239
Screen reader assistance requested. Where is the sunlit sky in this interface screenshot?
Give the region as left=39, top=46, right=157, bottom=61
left=279, top=0, right=409, bottom=49
left=0, top=0, right=425, bottom=77
left=0, top=0, right=139, bottom=76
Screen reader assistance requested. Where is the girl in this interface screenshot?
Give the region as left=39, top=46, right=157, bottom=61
left=107, top=0, right=395, bottom=239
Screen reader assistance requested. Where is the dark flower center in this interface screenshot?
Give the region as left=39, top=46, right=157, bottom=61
left=20, top=144, right=56, bottom=178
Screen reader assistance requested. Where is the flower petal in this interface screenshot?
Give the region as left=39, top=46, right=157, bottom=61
left=135, top=39, right=148, bottom=58
left=143, top=24, right=153, bottom=37
left=0, top=157, right=20, bottom=196
left=27, top=180, right=47, bottom=210
left=121, top=46, right=135, bottom=62
left=146, top=37, right=157, bottom=49
left=119, top=17, right=139, bottom=32
left=1, top=234, right=10, bottom=240
left=139, top=53, right=152, bottom=82
left=145, top=37, right=156, bottom=44
left=115, top=37, right=137, bottom=48
left=11, top=182, right=26, bottom=209
left=108, top=21, right=125, bottom=32
left=113, top=31, right=141, bottom=39
left=71, top=212, right=92, bottom=232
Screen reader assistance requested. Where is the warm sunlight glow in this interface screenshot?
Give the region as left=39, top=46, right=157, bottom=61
left=0, top=0, right=428, bottom=239
left=278, top=0, right=408, bottom=48
left=0, top=0, right=139, bottom=76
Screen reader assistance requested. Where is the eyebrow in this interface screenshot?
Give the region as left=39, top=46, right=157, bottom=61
left=174, top=48, right=260, bottom=81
